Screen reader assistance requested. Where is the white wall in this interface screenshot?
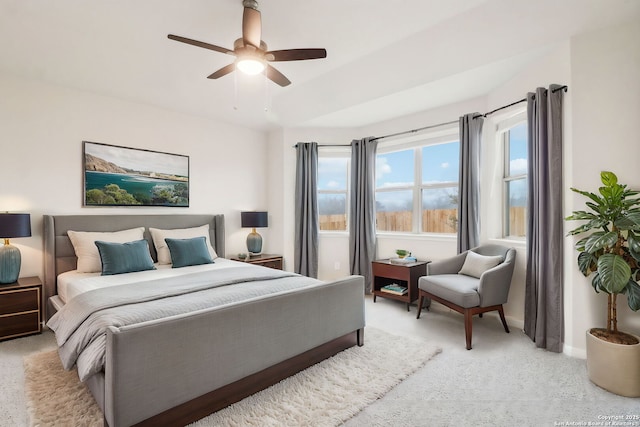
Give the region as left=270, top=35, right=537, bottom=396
left=0, top=73, right=268, bottom=279
left=565, top=21, right=640, bottom=356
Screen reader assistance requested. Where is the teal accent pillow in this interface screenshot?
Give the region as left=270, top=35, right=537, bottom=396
left=165, top=236, right=214, bottom=268
left=94, top=239, right=156, bottom=276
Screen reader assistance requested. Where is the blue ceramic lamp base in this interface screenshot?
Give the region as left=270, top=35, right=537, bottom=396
left=0, top=242, right=21, bottom=284
left=246, top=229, right=263, bottom=255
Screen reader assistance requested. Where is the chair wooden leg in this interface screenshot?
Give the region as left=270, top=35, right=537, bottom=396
left=416, top=295, right=424, bottom=319
left=464, top=309, right=473, bottom=350
left=498, top=305, right=510, bottom=333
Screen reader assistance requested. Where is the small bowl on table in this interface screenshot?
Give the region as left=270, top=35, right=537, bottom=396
left=395, top=249, right=410, bottom=259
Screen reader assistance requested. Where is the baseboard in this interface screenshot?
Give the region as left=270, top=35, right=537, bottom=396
left=561, top=344, right=586, bottom=359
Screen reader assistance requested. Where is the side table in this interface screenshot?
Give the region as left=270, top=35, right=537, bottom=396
left=372, top=259, right=429, bottom=311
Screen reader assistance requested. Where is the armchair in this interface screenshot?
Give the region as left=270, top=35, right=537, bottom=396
left=416, top=244, right=516, bottom=350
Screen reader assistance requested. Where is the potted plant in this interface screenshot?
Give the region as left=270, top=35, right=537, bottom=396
left=566, top=171, right=640, bottom=397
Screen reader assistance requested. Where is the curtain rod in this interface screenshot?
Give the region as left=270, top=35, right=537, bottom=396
left=473, top=85, right=568, bottom=120
left=293, top=85, right=568, bottom=147
left=292, top=143, right=348, bottom=148
left=371, top=119, right=458, bottom=142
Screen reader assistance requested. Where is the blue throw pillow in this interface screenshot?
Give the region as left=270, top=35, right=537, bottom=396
left=165, top=236, right=214, bottom=268
left=94, top=239, right=156, bottom=276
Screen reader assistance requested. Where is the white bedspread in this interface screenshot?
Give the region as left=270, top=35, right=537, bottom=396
left=56, top=257, right=243, bottom=303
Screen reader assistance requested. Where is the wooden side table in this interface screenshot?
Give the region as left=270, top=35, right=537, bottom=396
left=372, top=260, right=429, bottom=311
left=0, top=276, right=43, bottom=341
left=229, top=254, right=283, bottom=270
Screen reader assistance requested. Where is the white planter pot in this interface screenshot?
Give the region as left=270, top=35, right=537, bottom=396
left=586, top=329, right=640, bottom=397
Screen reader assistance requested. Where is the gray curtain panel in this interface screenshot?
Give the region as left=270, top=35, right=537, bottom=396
left=457, top=113, right=484, bottom=253
left=349, top=137, right=378, bottom=293
left=524, top=85, right=564, bottom=353
left=294, top=142, right=319, bottom=278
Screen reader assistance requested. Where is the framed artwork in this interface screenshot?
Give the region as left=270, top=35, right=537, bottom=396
left=83, top=141, right=189, bottom=207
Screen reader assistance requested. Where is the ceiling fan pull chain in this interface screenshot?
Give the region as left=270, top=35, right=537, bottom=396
left=233, top=70, right=238, bottom=110
left=264, top=73, right=270, bottom=112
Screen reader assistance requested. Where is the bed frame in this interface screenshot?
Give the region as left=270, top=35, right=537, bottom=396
left=43, top=214, right=366, bottom=427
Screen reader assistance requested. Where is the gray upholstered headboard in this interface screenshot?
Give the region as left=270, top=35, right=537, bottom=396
left=43, top=214, right=225, bottom=316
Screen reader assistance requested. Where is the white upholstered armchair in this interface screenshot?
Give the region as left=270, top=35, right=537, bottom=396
left=416, top=244, right=516, bottom=350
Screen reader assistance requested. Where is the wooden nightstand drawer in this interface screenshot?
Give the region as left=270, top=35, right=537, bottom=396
left=260, top=259, right=283, bottom=270
left=0, top=311, right=41, bottom=339
left=229, top=254, right=283, bottom=270
left=0, top=288, right=40, bottom=315
left=0, top=277, right=43, bottom=341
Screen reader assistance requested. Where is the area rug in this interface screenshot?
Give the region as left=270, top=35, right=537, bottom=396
left=24, top=328, right=441, bottom=427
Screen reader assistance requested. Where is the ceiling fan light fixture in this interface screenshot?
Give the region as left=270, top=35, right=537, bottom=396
left=236, top=58, right=265, bottom=75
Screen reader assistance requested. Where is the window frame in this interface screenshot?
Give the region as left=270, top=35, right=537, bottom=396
left=317, top=147, right=351, bottom=233
left=375, top=128, right=459, bottom=235
left=497, top=112, right=527, bottom=240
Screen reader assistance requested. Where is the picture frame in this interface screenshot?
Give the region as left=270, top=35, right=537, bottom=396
left=83, top=141, right=189, bottom=207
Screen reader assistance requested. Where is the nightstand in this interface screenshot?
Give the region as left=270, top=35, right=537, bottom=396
left=372, top=260, right=429, bottom=311
left=0, top=276, right=42, bottom=341
left=229, top=254, right=283, bottom=270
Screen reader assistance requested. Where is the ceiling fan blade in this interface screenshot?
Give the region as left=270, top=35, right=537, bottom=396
left=207, top=64, right=236, bottom=79
left=266, top=48, right=327, bottom=62
left=265, top=64, right=291, bottom=87
left=168, top=34, right=234, bottom=56
left=242, top=7, right=262, bottom=48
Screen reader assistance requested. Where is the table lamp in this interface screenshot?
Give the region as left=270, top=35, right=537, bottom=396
left=241, top=211, right=268, bottom=255
left=0, top=213, right=31, bottom=284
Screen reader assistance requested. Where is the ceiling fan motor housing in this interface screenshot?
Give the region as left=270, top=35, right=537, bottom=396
left=242, top=0, right=259, bottom=11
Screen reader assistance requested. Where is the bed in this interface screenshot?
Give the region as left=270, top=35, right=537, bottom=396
left=43, top=214, right=366, bottom=427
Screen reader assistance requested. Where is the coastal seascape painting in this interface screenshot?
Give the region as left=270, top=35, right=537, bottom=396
left=83, top=141, right=189, bottom=207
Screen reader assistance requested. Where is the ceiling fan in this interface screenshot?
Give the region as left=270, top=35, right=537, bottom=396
left=168, top=0, right=327, bottom=87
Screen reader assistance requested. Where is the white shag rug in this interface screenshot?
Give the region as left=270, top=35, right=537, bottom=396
left=23, top=328, right=441, bottom=427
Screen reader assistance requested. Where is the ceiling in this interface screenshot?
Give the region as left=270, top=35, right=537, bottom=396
left=1, top=0, right=638, bottom=131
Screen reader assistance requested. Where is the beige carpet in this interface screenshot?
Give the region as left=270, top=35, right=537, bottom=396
left=24, top=328, right=441, bottom=427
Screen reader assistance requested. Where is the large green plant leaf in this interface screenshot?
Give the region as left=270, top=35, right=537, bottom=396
left=601, top=171, right=618, bottom=187
left=622, top=280, right=640, bottom=311
left=565, top=211, right=598, bottom=221
left=567, top=219, right=609, bottom=235
left=613, top=211, right=640, bottom=231
left=591, top=271, right=604, bottom=293
left=569, top=187, right=605, bottom=208
left=597, top=254, right=631, bottom=294
left=575, top=236, right=590, bottom=252
left=584, top=231, right=618, bottom=253
left=628, top=232, right=640, bottom=262
left=600, top=183, right=624, bottom=203
left=577, top=251, right=595, bottom=276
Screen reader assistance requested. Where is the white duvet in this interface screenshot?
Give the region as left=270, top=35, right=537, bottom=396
left=56, top=257, right=243, bottom=303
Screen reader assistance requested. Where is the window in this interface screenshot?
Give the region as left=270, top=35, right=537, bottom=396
left=317, top=152, right=349, bottom=231
left=501, top=120, right=527, bottom=238
left=375, top=136, right=459, bottom=233
left=421, top=142, right=459, bottom=233
left=376, top=149, right=414, bottom=232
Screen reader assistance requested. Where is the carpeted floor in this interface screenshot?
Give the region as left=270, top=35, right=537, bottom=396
left=21, top=327, right=440, bottom=427
left=2, top=296, right=639, bottom=427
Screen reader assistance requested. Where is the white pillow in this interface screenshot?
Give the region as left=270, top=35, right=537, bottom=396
left=149, top=224, right=218, bottom=264
left=458, top=250, right=503, bottom=279
left=67, top=227, right=146, bottom=273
